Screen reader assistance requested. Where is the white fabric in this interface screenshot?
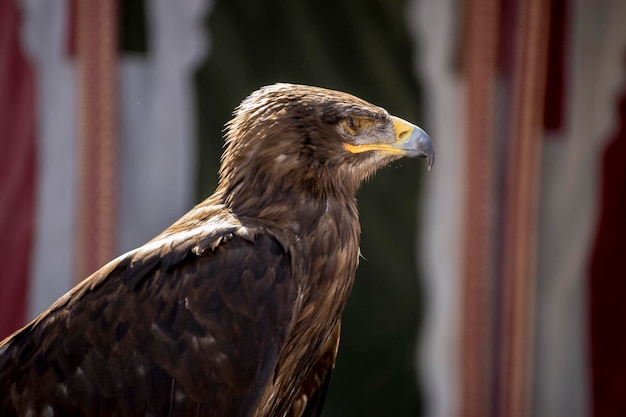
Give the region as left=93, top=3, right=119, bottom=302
left=22, top=0, right=77, bottom=319
left=118, top=0, right=212, bottom=253
left=408, top=1, right=465, bottom=416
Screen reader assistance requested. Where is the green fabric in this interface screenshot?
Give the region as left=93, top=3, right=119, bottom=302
left=194, top=1, right=426, bottom=415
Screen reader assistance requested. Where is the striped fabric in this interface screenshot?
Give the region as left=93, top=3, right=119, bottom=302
left=0, top=0, right=209, bottom=338
left=412, top=0, right=626, bottom=416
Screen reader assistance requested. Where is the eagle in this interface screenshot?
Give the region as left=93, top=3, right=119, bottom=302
left=0, top=83, right=434, bottom=417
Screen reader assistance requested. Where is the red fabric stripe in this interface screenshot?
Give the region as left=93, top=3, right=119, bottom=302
left=0, top=0, right=37, bottom=338
left=460, top=0, right=500, bottom=416
left=498, top=0, right=550, bottom=415
left=75, top=0, right=119, bottom=281
left=589, top=54, right=626, bottom=417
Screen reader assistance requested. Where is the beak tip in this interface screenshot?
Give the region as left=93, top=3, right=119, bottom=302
left=415, top=127, right=435, bottom=171
left=427, top=149, right=435, bottom=171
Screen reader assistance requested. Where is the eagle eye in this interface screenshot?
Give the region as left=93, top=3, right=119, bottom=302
left=342, top=116, right=370, bottom=135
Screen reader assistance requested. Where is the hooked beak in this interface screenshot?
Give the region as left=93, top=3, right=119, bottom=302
left=389, top=116, right=434, bottom=170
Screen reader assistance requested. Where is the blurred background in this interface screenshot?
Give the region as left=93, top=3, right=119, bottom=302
left=0, top=0, right=624, bottom=416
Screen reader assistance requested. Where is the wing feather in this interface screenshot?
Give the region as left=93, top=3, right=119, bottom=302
left=0, top=227, right=299, bottom=417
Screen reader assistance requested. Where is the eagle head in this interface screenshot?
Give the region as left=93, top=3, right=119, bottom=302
left=219, top=83, right=434, bottom=215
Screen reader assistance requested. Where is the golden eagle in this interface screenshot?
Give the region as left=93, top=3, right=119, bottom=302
left=0, top=84, right=433, bottom=417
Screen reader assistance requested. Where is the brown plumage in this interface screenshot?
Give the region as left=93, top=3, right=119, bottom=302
left=0, top=83, right=433, bottom=417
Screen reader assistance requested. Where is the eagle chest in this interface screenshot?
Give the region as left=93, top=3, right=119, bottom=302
left=258, top=218, right=360, bottom=416
left=291, top=212, right=360, bottom=343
